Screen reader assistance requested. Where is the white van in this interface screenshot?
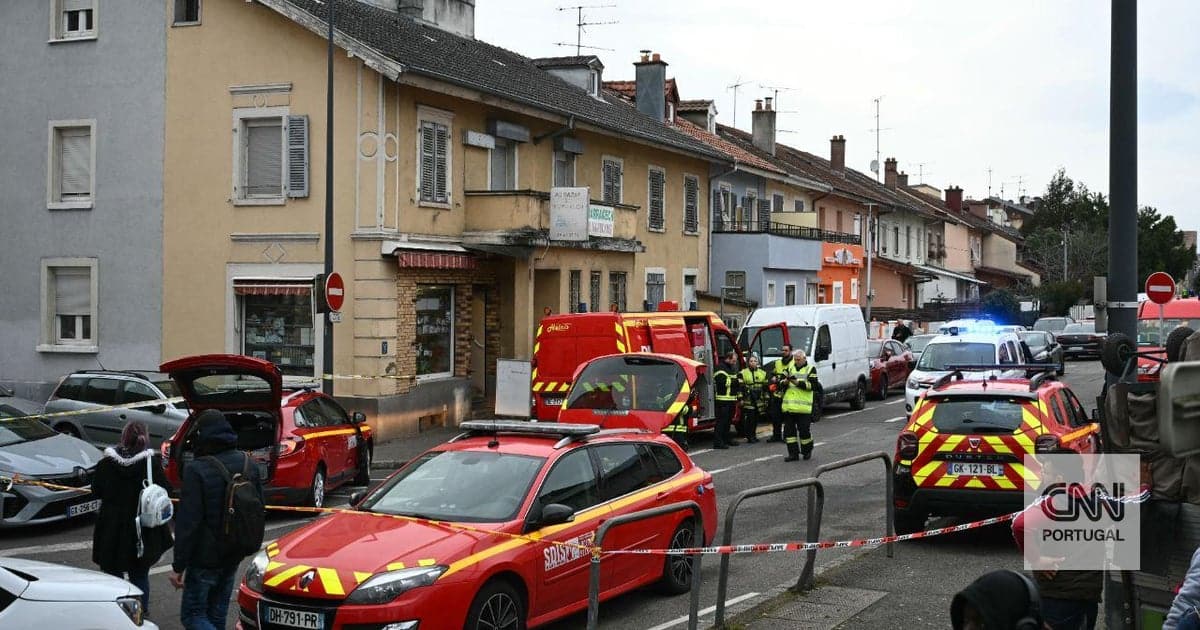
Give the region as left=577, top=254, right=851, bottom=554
left=903, top=330, right=1030, bottom=414
left=738, top=305, right=870, bottom=417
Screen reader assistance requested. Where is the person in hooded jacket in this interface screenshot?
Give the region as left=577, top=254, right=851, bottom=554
left=92, top=421, right=173, bottom=615
left=169, top=409, right=264, bottom=630
left=951, top=569, right=1047, bottom=630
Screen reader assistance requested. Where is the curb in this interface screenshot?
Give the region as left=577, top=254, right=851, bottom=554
left=703, top=546, right=876, bottom=629
left=370, top=459, right=408, bottom=470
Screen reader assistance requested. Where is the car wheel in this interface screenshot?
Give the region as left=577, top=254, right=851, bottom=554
left=658, top=519, right=697, bottom=595
left=464, top=579, right=526, bottom=630
left=849, top=380, right=866, bottom=411
left=308, top=467, right=326, bottom=508
left=353, top=442, right=372, bottom=486
left=876, top=375, right=889, bottom=401
left=54, top=423, right=80, bottom=438
left=894, top=509, right=926, bottom=535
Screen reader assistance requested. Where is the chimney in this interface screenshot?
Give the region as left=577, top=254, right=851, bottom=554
left=830, top=135, right=846, bottom=172
left=751, top=96, right=777, bottom=155
left=634, top=50, right=668, bottom=122
left=884, top=158, right=898, bottom=189
left=968, top=200, right=988, bottom=220
left=945, top=186, right=964, bottom=213
left=396, top=0, right=476, bottom=39
left=897, top=171, right=909, bottom=188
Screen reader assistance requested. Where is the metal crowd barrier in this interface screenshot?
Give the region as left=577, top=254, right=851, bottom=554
left=714, top=477, right=825, bottom=627
left=587, top=500, right=704, bottom=630
left=809, top=450, right=895, bottom=570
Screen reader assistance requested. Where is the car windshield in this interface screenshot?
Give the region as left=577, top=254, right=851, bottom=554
left=906, top=335, right=935, bottom=352
left=867, top=340, right=884, bottom=357
left=566, top=356, right=685, bottom=412
left=0, top=406, right=57, bottom=447
left=1033, top=318, right=1069, bottom=333
left=1062, top=323, right=1095, bottom=334
left=362, top=450, right=545, bottom=522
left=1137, top=318, right=1200, bottom=346
left=930, top=397, right=1026, bottom=434
left=1017, top=332, right=1047, bottom=350
left=738, top=325, right=816, bottom=359
left=916, top=342, right=995, bottom=371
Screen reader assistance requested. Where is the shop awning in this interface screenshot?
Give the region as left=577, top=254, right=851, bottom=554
left=396, top=251, right=477, bottom=269
left=233, top=281, right=312, bottom=296
left=917, top=264, right=987, bottom=285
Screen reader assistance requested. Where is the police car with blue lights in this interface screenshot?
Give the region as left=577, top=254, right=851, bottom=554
left=904, top=323, right=1033, bottom=414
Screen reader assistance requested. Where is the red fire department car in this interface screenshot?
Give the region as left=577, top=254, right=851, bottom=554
left=159, top=354, right=372, bottom=507
left=1134, top=298, right=1200, bottom=381
left=892, top=367, right=1100, bottom=534
left=557, top=353, right=707, bottom=435
left=235, top=421, right=717, bottom=630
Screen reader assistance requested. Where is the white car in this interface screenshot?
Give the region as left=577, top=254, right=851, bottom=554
left=0, top=557, right=155, bottom=629
left=904, top=331, right=1030, bottom=414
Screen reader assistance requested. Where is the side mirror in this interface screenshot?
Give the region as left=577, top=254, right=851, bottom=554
left=526, top=503, right=575, bottom=531
left=349, top=490, right=367, bottom=507
left=352, top=411, right=367, bottom=424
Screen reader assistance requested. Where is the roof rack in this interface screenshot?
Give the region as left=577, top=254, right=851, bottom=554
left=451, top=420, right=601, bottom=443
left=74, top=369, right=157, bottom=379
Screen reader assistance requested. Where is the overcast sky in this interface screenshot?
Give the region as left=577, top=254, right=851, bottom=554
left=476, top=0, right=1199, bottom=232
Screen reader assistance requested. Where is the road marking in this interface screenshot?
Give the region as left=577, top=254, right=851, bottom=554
left=710, top=455, right=782, bottom=474
left=645, top=592, right=760, bottom=630
left=884, top=416, right=906, bottom=423
left=884, top=398, right=905, bottom=405
left=0, top=540, right=93, bottom=557
left=689, top=449, right=713, bottom=456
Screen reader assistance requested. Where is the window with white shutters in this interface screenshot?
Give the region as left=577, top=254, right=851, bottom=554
left=54, top=0, right=96, bottom=39
left=244, top=118, right=283, bottom=198
left=286, top=115, right=309, bottom=198
left=645, top=271, right=666, bottom=308
left=58, top=127, right=91, bottom=200
left=420, top=119, right=450, bottom=204
left=609, top=272, right=627, bottom=311
left=40, top=259, right=98, bottom=352
left=602, top=158, right=622, bottom=203
left=647, top=168, right=665, bottom=231
left=683, top=175, right=699, bottom=234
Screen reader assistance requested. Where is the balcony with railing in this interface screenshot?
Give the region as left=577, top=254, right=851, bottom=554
left=712, top=219, right=862, bottom=245
left=463, top=190, right=637, bottom=241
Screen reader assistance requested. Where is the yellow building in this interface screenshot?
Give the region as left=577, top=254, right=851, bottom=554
left=162, top=0, right=724, bottom=438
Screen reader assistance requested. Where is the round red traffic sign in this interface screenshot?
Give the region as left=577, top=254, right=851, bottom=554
left=325, top=272, right=345, bottom=312
left=1145, top=271, right=1176, bottom=305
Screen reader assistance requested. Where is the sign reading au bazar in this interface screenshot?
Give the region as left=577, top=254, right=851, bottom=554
left=549, top=187, right=615, bottom=240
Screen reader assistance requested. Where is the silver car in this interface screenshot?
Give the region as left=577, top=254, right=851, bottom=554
left=0, top=404, right=103, bottom=527
left=42, top=371, right=189, bottom=450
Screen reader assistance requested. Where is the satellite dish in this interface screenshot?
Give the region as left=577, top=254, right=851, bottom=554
left=870, top=159, right=879, bottom=174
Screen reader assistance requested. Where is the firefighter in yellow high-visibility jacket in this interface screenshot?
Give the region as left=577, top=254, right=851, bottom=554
left=780, top=349, right=818, bottom=461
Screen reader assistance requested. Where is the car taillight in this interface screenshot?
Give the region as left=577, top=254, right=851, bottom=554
left=688, top=393, right=700, bottom=416
left=278, top=436, right=305, bottom=457
left=1035, top=435, right=1060, bottom=453
left=897, top=432, right=918, bottom=460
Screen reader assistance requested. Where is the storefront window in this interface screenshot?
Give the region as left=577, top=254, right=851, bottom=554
left=416, top=285, right=454, bottom=377
left=241, top=292, right=315, bottom=377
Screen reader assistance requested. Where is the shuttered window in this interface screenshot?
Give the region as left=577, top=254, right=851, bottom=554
left=52, top=266, right=93, bottom=344
left=489, top=139, right=516, bottom=190
left=553, top=151, right=575, bottom=187
left=420, top=119, right=450, bottom=204
left=757, top=199, right=772, bottom=229
left=243, top=117, right=283, bottom=198
left=794, top=198, right=806, bottom=212
left=602, top=158, right=622, bottom=203
left=647, top=168, right=665, bottom=231
left=58, top=0, right=96, bottom=38
left=773, top=194, right=784, bottom=212
left=646, top=272, right=666, bottom=308
left=57, top=126, right=91, bottom=200
left=683, top=175, right=699, bottom=234
left=609, top=272, right=627, bottom=312
left=711, top=189, right=723, bottom=229
left=286, top=115, right=309, bottom=198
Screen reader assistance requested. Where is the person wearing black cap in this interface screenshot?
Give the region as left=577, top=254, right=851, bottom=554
left=951, top=569, right=1045, bottom=630
left=169, top=409, right=264, bottom=630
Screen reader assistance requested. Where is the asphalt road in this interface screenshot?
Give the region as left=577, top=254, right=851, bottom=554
left=0, top=359, right=1109, bottom=630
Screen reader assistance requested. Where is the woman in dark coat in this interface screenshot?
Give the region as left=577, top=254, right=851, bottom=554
left=92, top=421, right=173, bottom=614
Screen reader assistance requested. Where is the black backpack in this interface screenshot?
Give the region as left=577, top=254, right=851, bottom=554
left=203, top=455, right=265, bottom=560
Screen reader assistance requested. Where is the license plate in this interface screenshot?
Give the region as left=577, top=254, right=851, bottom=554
left=946, top=462, right=1005, bottom=477
left=67, top=499, right=100, bottom=517
left=543, top=397, right=564, bottom=407
left=264, top=606, right=325, bottom=630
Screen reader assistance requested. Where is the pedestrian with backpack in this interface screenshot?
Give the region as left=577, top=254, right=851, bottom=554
left=92, top=421, right=174, bottom=615
left=169, top=409, right=264, bottom=630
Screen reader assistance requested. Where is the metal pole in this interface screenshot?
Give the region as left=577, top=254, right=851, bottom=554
left=864, top=204, right=875, bottom=325
left=1063, top=224, right=1069, bottom=282
left=322, top=0, right=335, bottom=395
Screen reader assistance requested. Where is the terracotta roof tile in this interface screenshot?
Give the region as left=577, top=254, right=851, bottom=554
left=673, top=118, right=783, bottom=174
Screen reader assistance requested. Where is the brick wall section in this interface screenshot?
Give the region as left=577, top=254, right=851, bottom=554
left=395, top=266, right=497, bottom=395
left=485, top=287, right=501, bottom=381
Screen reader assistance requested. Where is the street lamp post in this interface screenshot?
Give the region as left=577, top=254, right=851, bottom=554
left=322, top=0, right=335, bottom=394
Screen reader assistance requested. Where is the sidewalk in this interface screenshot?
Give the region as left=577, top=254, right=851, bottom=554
left=369, top=424, right=462, bottom=469
left=718, top=522, right=1024, bottom=630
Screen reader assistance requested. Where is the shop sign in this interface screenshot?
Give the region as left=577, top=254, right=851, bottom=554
left=550, top=187, right=589, bottom=241
left=587, top=204, right=615, bottom=238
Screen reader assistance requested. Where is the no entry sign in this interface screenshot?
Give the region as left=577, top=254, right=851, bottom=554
left=1145, top=272, right=1175, bottom=306
left=325, top=272, right=345, bottom=312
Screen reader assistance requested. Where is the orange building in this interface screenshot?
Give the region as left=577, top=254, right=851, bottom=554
left=817, top=243, right=864, bottom=304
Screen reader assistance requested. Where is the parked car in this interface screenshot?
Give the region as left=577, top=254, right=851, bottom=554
left=904, top=334, right=937, bottom=364
left=159, top=354, right=373, bottom=508
left=868, top=339, right=914, bottom=400
left=1058, top=322, right=1106, bottom=359
left=0, top=556, right=153, bottom=629
left=1032, top=316, right=1074, bottom=335
left=936, top=319, right=997, bottom=335
left=903, top=331, right=1030, bottom=415
left=0, top=405, right=103, bottom=528
left=740, top=304, right=870, bottom=415
left=42, top=370, right=189, bottom=450
left=1018, top=330, right=1064, bottom=375
left=558, top=353, right=706, bottom=435
left=235, top=421, right=717, bottom=630
left=893, top=368, right=1099, bottom=534
left=0, top=386, right=43, bottom=416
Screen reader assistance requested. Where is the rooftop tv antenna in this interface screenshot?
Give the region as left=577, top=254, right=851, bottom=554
left=552, top=42, right=614, bottom=52
left=727, top=77, right=751, bottom=128
left=987, top=166, right=993, bottom=197
left=907, top=162, right=932, bottom=184
left=758, top=84, right=797, bottom=109
left=868, top=96, right=891, bottom=181
left=557, top=4, right=618, bottom=56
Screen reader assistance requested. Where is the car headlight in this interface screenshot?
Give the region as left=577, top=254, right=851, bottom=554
left=907, top=378, right=919, bottom=390
left=117, top=595, right=144, bottom=626
left=244, top=550, right=269, bottom=593
left=345, top=565, right=447, bottom=605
